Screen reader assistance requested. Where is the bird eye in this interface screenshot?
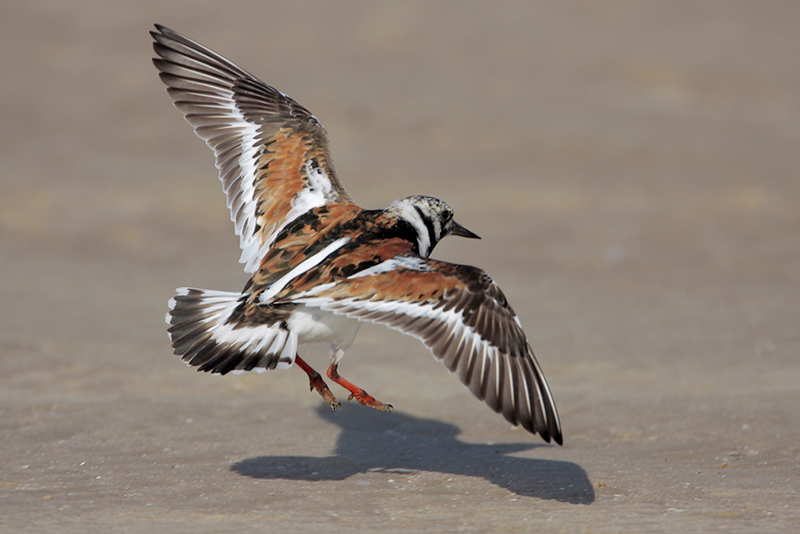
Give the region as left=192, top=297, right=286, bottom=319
left=443, top=209, right=453, bottom=221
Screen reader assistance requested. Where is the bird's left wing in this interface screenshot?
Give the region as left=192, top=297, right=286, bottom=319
left=292, top=254, right=562, bottom=443
left=152, top=25, right=354, bottom=273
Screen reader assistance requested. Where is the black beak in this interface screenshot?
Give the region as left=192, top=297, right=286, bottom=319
left=450, top=221, right=481, bottom=239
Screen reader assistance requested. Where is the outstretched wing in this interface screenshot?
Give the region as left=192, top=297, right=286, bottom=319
left=292, top=254, right=562, bottom=444
left=151, top=25, right=354, bottom=273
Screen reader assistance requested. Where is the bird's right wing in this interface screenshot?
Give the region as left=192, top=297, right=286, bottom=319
left=292, top=254, right=562, bottom=443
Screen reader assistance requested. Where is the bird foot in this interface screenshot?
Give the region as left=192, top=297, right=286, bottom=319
left=348, top=391, right=393, bottom=412
left=295, top=355, right=340, bottom=410
left=311, top=377, right=341, bottom=411
left=327, top=362, right=393, bottom=412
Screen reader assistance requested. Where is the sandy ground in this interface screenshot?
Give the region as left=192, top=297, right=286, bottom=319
left=2, top=1, right=799, bottom=532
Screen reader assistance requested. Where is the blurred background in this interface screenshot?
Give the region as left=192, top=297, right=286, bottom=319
left=2, top=1, right=798, bottom=531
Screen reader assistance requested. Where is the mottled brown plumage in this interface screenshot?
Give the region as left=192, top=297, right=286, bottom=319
left=154, top=25, right=562, bottom=443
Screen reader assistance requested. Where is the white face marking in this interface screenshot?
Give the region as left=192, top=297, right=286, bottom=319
left=393, top=201, right=433, bottom=257
left=431, top=216, right=442, bottom=241
left=388, top=196, right=456, bottom=258
left=259, top=237, right=351, bottom=303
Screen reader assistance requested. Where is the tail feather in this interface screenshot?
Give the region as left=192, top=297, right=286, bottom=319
left=166, top=288, right=297, bottom=374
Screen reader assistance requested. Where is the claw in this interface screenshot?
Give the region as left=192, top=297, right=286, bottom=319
left=312, top=379, right=340, bottom=410
left=347, top=390, right=393, bottom=412
left=326, top=362, right=393, bottom=412
left=295, top=355, right=340, bottom=409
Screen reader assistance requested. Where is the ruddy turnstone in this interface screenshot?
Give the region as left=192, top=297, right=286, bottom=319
left=153, top=24, right=562, bottom=444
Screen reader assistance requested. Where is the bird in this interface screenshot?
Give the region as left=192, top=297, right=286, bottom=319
left=152, top=24, right=562, bottom=444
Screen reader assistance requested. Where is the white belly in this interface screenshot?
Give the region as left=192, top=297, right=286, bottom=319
left=287, top=304, right=360, bottom=349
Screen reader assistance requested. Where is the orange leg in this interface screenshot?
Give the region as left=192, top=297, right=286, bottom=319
left=327, top=363, right=393, bottom=412
left=295, top=355, right=340, bottom=410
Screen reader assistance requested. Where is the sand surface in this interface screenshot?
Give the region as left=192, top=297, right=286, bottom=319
left=2, top=2, right=798, bottom=532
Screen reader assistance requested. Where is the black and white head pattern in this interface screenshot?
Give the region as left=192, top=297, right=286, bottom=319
left=388, top=196, right=457, bottom=257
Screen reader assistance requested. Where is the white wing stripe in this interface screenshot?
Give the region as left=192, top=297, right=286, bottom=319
left=219, top=99, right=262, bottom=273
left=347, top=256, right=432, bottom=279
left=290, top=161, right=334, bottom=217
left=259, top=237, right=351, bottom=303
left=300, top=296, right=490, bottom=362
left=259, top=160, right=339, bottom=253
left=154, top=27, right=354, bottom=276
left=182, top=79, right=264, bottom=273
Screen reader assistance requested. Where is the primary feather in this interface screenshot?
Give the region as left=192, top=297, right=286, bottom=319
left=154, top=25, right=562, bottom=444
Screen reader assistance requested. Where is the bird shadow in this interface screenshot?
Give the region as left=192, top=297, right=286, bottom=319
left=231, top=404, right=594, bottom=504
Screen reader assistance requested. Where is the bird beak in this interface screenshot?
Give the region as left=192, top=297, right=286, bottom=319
left=450, top=221, right=481, bottom=239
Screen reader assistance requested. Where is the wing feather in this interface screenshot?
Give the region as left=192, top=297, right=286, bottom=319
left=152, top=25, right=354, bottom=273
left=293, top=255, right=562, bottom=444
